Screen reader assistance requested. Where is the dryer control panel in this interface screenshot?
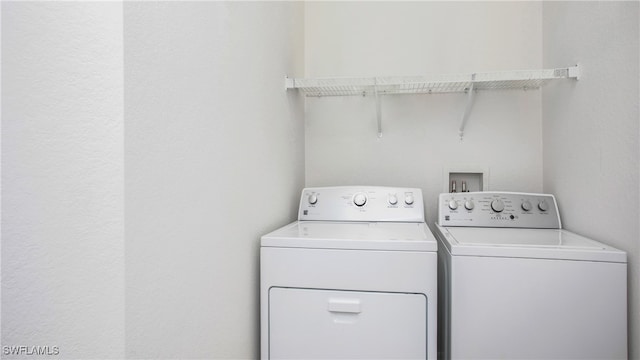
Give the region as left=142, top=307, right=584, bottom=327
left=438, top=192, right=561, bottom=229
left=299, top=186, right=424, bottom=222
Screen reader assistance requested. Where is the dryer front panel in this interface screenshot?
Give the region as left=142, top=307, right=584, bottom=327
left=269, top=287, right=427, bottom=359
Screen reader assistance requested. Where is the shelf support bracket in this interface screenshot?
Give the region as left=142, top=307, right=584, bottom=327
left=285, top=76, right=295, bottom=90
left=374, top=82, right=382, bottom=138
left=459, top=75, right=476, bottom=140
left=568, top=64, right=580, bottom=80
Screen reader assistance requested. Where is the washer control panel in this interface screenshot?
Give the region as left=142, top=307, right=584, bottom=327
left=438, top=192, right=561, bottom=229
left=299, top=186, right=424, bottom=222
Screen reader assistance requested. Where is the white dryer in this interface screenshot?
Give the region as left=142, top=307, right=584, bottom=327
left=261, top=186, right=438, bottom=360
left=435, top=191, right=627, bottom=360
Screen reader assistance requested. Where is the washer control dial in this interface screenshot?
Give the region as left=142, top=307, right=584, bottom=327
left=353, top=193, right=367, bottom=207
left=521, top=200, right=532, bottom=211
left=388, top=194, right=398, bottom=205
left=491, top=199, right=505, bottom=213
left=538, top=200, right=549, bottom=212
left=464, top=200, right=475, bottom=210
left=448, top=200, right=458, bottom=210
left=308, top=194, right=318, bottom=205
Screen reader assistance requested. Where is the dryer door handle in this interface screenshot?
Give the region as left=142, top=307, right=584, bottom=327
left=327, top=298, right=362, bottom=314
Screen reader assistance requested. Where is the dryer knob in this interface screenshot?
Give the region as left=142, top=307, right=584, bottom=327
left=308, top=194, right=318, bottom=205
left=538, top=200, right=549, bottom=212
left=491, top=199, right=505, bottom=213
left=405, top=194, right=415, bottom=205
left=448, top=200, right=458, bottom=210
left=353, top=193, right=367, bottom=207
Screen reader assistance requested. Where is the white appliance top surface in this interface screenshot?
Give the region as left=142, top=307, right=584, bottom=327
left=436, top=225, right=626, bottom=263
left=262, top=221, right=437, bottom=252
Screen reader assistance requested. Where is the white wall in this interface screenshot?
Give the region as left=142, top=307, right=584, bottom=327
left=2, top=2, right=303, bottom=359
left=123, top=2, right=304, bottom=359
left=1, top=2, right=125, bottom=359
left=542, top=2, right=639, bottom=357
left=304, top=2, right=544, bottom=227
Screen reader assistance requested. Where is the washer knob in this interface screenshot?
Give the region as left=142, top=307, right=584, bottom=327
left=491, top=199, right=505, bottom=213
left=538, top=200, right=549, bottom=212
left=388, top=194, right=398, bottom=205
left=448, top=200, right=458, bottom=210
left=464, top=200, right=475, bottom=210
left=353, top=193, right=367, bottom=207
left=308, top=194, right=318, bottom=205
left=405, top=194, right=415, bottom=205
left=521, top=200, right=532, bottom=211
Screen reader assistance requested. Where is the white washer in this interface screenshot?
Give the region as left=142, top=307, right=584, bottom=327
left=435, top=191, right=627, bottom=360
left=261, top=186, right=438, bottom=360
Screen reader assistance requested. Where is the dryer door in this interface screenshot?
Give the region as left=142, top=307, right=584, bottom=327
left=268, top=287, right=427, bottom=359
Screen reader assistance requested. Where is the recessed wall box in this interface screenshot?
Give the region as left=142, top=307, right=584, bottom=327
left=443, top=166, right=489, bottom=193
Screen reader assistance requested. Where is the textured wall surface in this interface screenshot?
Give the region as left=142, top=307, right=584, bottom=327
left=2, top=2, right=303, bottom=359
left=304, top=2, right=544, bottom=228
left=123, top=2, right=304, bottom=358
left=542, top=2, right=639, bottom=358
left=2, top=2, right=125, bottom=359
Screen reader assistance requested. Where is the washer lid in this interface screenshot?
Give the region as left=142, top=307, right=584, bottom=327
left=437, top=226, right=626, bottom=263
left=262, top=221, right=437, bottom=252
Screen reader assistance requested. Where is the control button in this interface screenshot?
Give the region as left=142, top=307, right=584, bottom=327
left=464, top=200, right=474, bottom=210
left=353, top=193, right=367, bottom=207
left=388, top=194, right=398, bottom=205
left=448, top=200, right=458, bottom=210
left=405, top=194, right=415, bottom=205
left=308, top=194, right=318, bottom=205
left=491, top=199, right=505, bottom=213
left=538, top=200, right=549, bottom=212
left=521, top=200, right=532, bottom=211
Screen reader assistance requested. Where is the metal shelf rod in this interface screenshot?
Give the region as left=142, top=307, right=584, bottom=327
left=459, top=77, right=476, bottom=140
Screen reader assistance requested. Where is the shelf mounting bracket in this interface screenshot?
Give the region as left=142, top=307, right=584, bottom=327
left=459, top=74, right=476, bottom=140
left=285, top=76, right=295, bottom=90
left=568, top=64, right=580, bottom=80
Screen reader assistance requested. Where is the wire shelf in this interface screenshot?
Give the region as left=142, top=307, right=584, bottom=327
left=287, top=67, right=578, bottom=97
left=285, top=65, right=580, bottom=139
